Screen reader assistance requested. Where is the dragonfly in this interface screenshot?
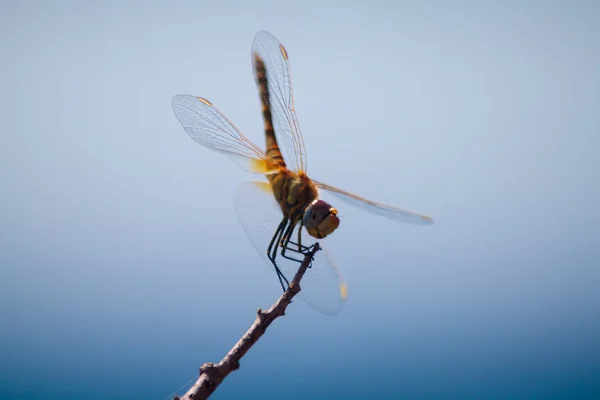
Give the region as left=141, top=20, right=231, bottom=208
left=172, top=31, right=433, bottom=315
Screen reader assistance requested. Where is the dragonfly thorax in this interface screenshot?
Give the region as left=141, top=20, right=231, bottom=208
left=303, top=199, right=340, bottom=239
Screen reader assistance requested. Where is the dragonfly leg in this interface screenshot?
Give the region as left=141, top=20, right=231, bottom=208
left=284, top=219, right=317, bottom=266
left=280, top=220, right=310, bottom=264
left=283, top=243, right=316, bottom=268
left=297, top=219, right=304, bottom=251
left=267, top=217, right=290, bottom=292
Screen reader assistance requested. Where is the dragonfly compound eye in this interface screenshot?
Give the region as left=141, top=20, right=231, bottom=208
left=303, top=200, right=341, bottom=239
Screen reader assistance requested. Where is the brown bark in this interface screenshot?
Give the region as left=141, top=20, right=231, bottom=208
left=174, top=243, right=320, bottom=400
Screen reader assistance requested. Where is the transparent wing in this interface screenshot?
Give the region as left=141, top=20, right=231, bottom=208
left=252, top=31, right=307, bottom=173
left=235, top=181, right=347, bottom=315
left=172, top=94, right=276, bottom=174
left=314, top=179, right=434, bottom=225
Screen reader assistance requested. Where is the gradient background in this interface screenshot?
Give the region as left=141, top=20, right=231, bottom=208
left=2, top=1, right=600, bottom=399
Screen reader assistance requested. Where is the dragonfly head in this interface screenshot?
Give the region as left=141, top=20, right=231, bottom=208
left=303, top=199, right=340, bottom=239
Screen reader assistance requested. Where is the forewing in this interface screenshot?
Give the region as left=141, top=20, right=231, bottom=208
left=314, top=180, right=434, bottom=225
left=235, top=181, right=347, bottom=315
left=172, top=94, right=275, bottom=174
left=252, top=31, right=307, bottom=173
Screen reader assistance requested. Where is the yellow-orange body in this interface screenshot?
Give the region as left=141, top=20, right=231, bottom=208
left=268, top=170, right=319, bottom=221
left=255, top=54, right=319, bottom=222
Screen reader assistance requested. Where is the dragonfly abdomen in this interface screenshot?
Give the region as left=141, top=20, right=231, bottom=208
left=254, top=54, right=286, bottom=169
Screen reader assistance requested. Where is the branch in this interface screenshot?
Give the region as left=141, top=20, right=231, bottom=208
left=174, top=243, right=321, bottom=400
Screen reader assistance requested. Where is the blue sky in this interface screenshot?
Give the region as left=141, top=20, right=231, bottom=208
left=1, top=1, right=599, bottom=399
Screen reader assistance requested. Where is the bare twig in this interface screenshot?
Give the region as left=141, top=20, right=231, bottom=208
left=174, top=243, right=321, bottom=400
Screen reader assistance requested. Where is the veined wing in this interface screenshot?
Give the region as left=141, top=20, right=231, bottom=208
left=313, top=180, right=434, bottom=225
left=235, top=181, right=347, bottom=316
left=252, top=31, right=307, bottom=174
left=172, top=94, right=277, bottom=174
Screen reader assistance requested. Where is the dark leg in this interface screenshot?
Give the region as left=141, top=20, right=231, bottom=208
left=267, top=217, right=287, bottom=260
left=267, top=217, right=290, bottom=291
left=287, top=219, right=315, bottom=254
left=280, top=220, right=308, bottom=264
